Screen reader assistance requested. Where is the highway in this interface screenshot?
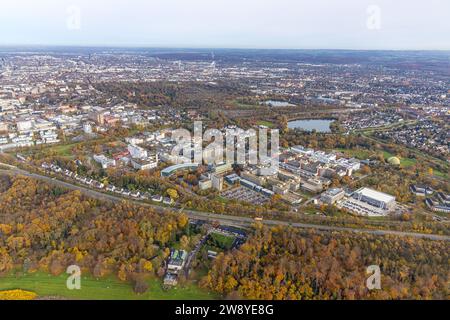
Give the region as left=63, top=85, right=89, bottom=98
left=1, top=166, right=449, bottom=242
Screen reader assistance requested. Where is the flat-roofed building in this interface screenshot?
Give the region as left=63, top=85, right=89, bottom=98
left=131, top=155, right=158, bottom=171
left=213, top=162, right=233, bottom=175
left=301, top=178, right=323, bottom=193
left=0, top=122, right=8, bottom=132
left=16, top=120, right=33, bottom=132
left=410, top=185, right=434, bottom=197
left=161, top=163, right=199, bottom=177
left=212, top=174, right=224, bottom=191
left=88, top=106, right=106, bottom=125
left=278, top=170, right=299, bottom=182
left=321, top=188, right=345, bottom=204
left=437, top=192, right=450, bottom=206
left=352, top=187, right=396, bottom=211
left=273, top=183, right=290, bottom=195
left=128, top=144, right=148, bottom=159
left=93, top=154, right=116, bottom=169
left=291, top=145, right=314, bottom=156
left=281, top=192, right=303, bottom=205
left=199, top=179, right=212, bottom=190
left=241, top=171, right=266, bottom=186
left=225, top=173, right=240, bottom=184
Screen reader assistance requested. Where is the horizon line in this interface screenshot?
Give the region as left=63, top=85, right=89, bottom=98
left=1, top=44, right=450, bottom=52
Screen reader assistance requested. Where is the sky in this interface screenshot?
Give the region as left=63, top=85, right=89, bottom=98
left=0, top=0, right=449, bottom=50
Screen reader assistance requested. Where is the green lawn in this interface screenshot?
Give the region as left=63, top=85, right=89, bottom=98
left=399, top=158, right=417, bottom=167
left=49, top=143, right=79, bottom=157
left=230, top=100, right=258, bottom=110
left=434, top=170, right=449, bottom=179
left=257, top=120, right=275, bottom=128
left=382, top=151, right=417, bottom=167
left=335, top=148, right=372, bottom=160
left=357, top=120, right=418, bottom=134
left=0, top=272, right=216, bottom=300
left=208, top=233, right=235, bottom=250
left=337, top=149, right=417, bottom=168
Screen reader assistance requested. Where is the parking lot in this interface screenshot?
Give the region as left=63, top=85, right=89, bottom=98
left=221, top=186, right=269, bottom=205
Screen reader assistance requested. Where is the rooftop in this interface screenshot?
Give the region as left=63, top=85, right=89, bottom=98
left=325, top=188, right=344, bottom=196
left=354, top=187, right=396, bottom=203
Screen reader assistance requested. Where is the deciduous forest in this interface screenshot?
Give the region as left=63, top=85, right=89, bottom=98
left=201, top=226, right=449, bottom=300
left=1, top=175, right=448, bottom=300
left=0, top=175, right=189, bottom=289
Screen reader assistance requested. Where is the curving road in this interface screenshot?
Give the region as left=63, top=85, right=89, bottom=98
left=1, top=166, right=449, bottom=242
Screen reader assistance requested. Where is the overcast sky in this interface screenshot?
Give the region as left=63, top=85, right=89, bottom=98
left=0, top=0, right=449, bottom=50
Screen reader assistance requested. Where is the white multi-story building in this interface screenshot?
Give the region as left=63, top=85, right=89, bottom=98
left=16, top=120, right=33, bottom=132
left=199, top=179, right=212, bottom=190
left=126, top=137, right=145, bottom=145
left=352, top=188, right=396, bottom=211
left=341, top=188, right=396, bottom=217
left=321, top=188, right=345, bottom=204
left=131, top=155, right=158, bottom=171
left=39, top=130, right=60, bottom=144
left=93, top=154, right=116, bottom=169
left=83, top=123, right=93, bottom=134
left=291, top=145, right=314, bottom=156
left=0, top=122, right=8, bottom=132
left=211, top=174, right=224, bottom=191
left=128, top=144, right=148, bottom=159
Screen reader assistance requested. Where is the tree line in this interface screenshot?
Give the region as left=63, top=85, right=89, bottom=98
left=201, top=225, right=449, bottom=300
left=0, top=175, right=191, bottom=293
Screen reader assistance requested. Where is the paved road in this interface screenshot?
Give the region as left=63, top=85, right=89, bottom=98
left=1, top=167, right=449, bottom=242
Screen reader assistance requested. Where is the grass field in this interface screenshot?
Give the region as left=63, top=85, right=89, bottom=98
left=361, top=131, right=448, bottom=173
left=233, top=101, right=261, bottom=110
left=0, top=272, right=217, bottom=300
left=49, top=143, right=79, bottom=157
left=257, top=120, right=275, bottom=128
left=382, top=151, right=417, bottom=167
left=335, top=148, right=372, bottom=160
left=434, top=170, right=449, bottom=179
left=336, top=148, right=417, bottom=168
left=356, top=120, right=418, bottom=134
left=208, top=233, right=235, bottom=250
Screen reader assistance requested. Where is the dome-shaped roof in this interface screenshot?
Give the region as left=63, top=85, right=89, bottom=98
left=387, top=157, right=401, bottom=165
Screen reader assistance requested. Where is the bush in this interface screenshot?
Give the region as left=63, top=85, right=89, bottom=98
left=0, top=290, right=37, bottom=300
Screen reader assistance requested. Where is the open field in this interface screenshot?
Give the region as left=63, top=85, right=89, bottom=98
left=434, top=170, right=448, bottom=179
left=14, top=142, right=81, bottom=160
left=335, top=148, right=372, bottom=160
left=355, top=120, right=418, bottom=133
left=257, top=120, right=275, bottom=128
left=49, top=143, right=79, bottom=157
left=360, top=132, right=448, bottom=176
left=0, top=272, right=216, bottom=300
left=335, top=148, right=419, bottom=168
left=382, top=151, right=417, bottom=167
left=209, top=232, right=235, bottom=250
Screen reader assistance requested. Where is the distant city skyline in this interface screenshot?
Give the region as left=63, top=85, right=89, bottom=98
left=1, top=0, right=450, bottom=50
